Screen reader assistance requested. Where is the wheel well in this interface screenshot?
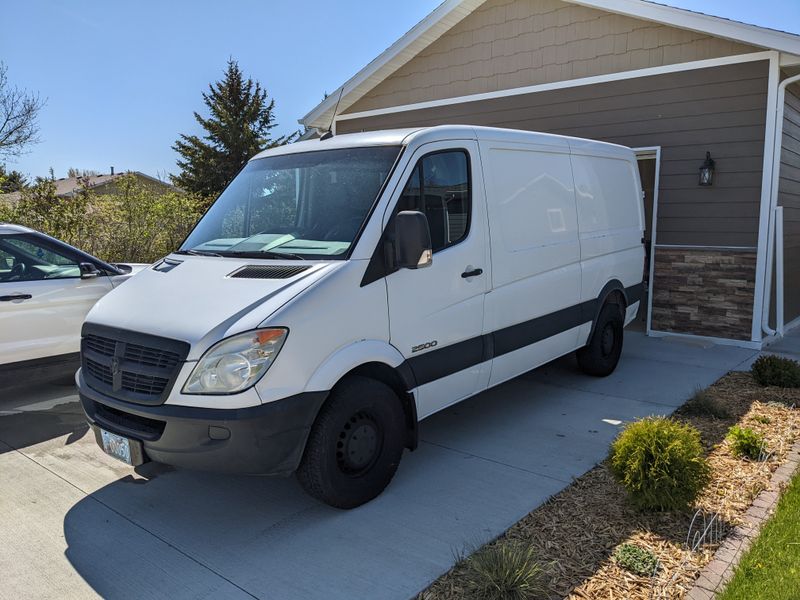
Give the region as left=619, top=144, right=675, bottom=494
left=604, top=289, right=627, bottom=314
left=338, top=362, right=418, bottom=451
left=587, top=284, right=628, bottom=342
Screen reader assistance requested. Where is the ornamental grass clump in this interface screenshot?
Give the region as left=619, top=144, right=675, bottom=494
left=727, top=425, right=767, bottom=461
left=682, top=386, right=730, bottom=419
left=751, top=355, right=800, bottom=388
left=609, top=417, right=710, bottom=511
left=462, top=542, right=548, bottom=600
left=613, top=543, right=659, bottom=577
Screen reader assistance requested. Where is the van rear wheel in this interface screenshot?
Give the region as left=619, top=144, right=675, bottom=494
left=296, top=376, right=406, bottom=509
left=577, top=303, right=624, bottom=377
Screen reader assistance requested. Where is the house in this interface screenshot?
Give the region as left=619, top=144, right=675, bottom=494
left=0, top=170, right=175, bottom=205
left=300, top=0, right=800, bottom=348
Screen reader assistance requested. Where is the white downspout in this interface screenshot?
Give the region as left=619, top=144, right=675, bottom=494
left=762, top=73, right=800, bottom=338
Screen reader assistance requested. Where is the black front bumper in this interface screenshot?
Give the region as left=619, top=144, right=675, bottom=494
left=78, top=369, right=327, bottom=476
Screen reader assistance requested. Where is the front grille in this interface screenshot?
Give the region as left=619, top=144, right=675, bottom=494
left=93, top=402, right=166, bottom=440
left=124, top=343, right=181, bottom=369
left=81, top=324, right=190, bottom=406
left=121, top=371, right=170, bottom=395
left=85, top=334, right=116, bottom=356
left=85, top=357, right=113, bottom=386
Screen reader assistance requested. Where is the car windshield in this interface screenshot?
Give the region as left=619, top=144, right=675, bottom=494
left=180, top=146, right=401, bottom=260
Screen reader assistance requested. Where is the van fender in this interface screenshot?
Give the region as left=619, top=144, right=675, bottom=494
left=585, top=279, right=629, bottom=341
left=304, top=340, right=410, bottom=394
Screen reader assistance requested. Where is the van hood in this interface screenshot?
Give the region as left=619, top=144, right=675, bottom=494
left=85, top=255, right=336, bottom=359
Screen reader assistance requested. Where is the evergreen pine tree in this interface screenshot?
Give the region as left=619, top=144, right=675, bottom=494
left=172, top=59, right=295, bottom=197
left=0, top=164, right=27, bottom=193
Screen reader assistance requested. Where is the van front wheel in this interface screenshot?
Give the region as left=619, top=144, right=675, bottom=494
left=577, top=303, right=624, bottom=377
left=296, top=376, right=406, bottom=509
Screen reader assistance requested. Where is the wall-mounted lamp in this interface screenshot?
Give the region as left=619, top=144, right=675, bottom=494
left=699, top=152, right=715, bottom=186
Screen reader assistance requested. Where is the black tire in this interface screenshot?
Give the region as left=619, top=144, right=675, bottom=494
left=296, top=376, right=406, bottom=509
left=577, top=302, right=624, bottom=377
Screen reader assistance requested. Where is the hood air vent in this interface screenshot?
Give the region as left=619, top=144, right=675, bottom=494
left=152, top=258, right=182, bottom=273
left=229, top=265, right=311, bottom=279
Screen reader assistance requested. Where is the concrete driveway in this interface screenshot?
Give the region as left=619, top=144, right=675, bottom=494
left=0, top=332, right=757, bottom=600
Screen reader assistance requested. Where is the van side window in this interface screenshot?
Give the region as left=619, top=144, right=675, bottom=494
left=397, top=150, right=470, bottom=252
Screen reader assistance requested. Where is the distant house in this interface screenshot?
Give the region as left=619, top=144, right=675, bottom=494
left=0, top=170, right=176, bottom=205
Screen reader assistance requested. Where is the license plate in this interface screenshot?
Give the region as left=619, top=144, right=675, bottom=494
left=100, top=429, right=133, bottom=465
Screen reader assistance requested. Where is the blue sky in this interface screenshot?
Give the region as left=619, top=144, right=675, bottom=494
left=2, top=0, right=798, bottom=180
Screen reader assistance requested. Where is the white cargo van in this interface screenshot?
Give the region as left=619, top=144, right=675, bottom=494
left=77, top=125, right=644, bottom=508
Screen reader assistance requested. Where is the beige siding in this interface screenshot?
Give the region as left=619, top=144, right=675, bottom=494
left=346, top=0, right=758, bottom=114
left=340, top=60, right=769, bottom=248
left=778, top=82, right=800, bottom=322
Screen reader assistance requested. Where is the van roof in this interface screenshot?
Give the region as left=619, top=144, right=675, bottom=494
left=250, top=125, right=631, bottom=161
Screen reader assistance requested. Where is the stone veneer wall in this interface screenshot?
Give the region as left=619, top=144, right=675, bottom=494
left=650, top=248, right=757, bottom=341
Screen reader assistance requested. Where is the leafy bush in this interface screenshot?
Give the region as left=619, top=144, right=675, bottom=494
left=462, top=542, right=548, bottom=600
left=1, top=174, right=207, bottom=263
left=751, top=355, right=800, bottom=388
left=609, top=417, right=710, bottom=511
left=613, top=543, right=659, bottom=577
left=682, top=387, right=730, bottom=419
left=727, top=425, right=766, bottom=461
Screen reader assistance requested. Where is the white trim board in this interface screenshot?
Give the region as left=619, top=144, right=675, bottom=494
left=335, top=51, right=775, bottom=123
left=751, top=52, right=781, bottom=343
left=300, top=0, right=800, bottom=129
left=571, top=0, right=800, bottom=56
left=299, top=0, right=484, bottom=128
left=633, top=146, right=661, bottom=337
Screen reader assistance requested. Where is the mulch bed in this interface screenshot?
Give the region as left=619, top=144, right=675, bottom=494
left=419, top=372, right=800, bottom=600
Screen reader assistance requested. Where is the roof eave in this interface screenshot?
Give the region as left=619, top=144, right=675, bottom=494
left=299, top=0, right=800, bottom=129
left=571, top=0, right=800, bottom=56
left=300, top=0, right=485, bottom=129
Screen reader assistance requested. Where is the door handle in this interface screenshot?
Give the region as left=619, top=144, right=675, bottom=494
left=0, top=294, right=32, bottom=302
left=461, top=268, right=483, bottom=278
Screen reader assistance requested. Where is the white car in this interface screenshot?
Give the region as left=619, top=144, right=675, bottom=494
left=0, top=223, right=146, bottom=382
left=77, top=126, right=644, bottom=508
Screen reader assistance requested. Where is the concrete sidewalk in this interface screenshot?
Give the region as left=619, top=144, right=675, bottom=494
left=0, top=332, right=757, bottom=600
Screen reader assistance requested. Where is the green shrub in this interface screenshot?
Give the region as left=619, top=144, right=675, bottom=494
left=751, top=414, right=771, bottom=425
left=609, top=417, right=710, bottom=511
left=613, top=543, right=659, bottom=577
left=727, top=425, right=766, bottom=461
left=751, top=355, right=800, bottom=388
left=682, top=387, right=730, bottom=419
left=462, top=542, right=548, bottom=600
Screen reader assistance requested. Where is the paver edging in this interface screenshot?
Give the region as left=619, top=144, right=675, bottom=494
left=685, top=440, right=800, bottom=599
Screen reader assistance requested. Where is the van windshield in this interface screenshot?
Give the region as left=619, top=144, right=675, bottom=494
left=180, top=146, right=401, bottom=260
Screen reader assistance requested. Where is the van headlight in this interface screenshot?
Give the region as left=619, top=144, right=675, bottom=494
left=183, top=328, right=288, bottom=394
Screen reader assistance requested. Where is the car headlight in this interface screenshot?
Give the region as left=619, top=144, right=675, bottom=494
left=183, top=328, right=288, bottom=395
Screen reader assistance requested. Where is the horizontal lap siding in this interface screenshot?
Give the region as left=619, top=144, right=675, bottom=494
left=340, top=60, right=769, bottom=247
left=779, top=83, right=800, bottom=322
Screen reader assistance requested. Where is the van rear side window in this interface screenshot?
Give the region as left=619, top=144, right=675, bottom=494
left=571, top=155, right=641, bottom=235
left=397, top=150, right=470, bottom=252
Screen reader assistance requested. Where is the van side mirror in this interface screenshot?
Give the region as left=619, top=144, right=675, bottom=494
left=395, top=211, right=433, bottom=269
left=79, top=262, right=100, bottom=279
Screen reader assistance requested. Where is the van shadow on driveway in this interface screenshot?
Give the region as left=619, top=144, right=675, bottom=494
left=52, top=333, right=757, bottom=600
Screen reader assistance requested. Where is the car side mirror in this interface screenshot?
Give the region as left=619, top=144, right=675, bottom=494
left=395, top=210, right=433, bottom=269
left=79, top=262, right=100, bottom=279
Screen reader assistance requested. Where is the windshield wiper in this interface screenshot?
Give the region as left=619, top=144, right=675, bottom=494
left=175, top=249, right=223, bottom=257
left=226, top=250, right=307, bottom=261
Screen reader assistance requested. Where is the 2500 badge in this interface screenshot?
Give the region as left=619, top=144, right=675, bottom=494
left=411, top=340, right=438, bottom=353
